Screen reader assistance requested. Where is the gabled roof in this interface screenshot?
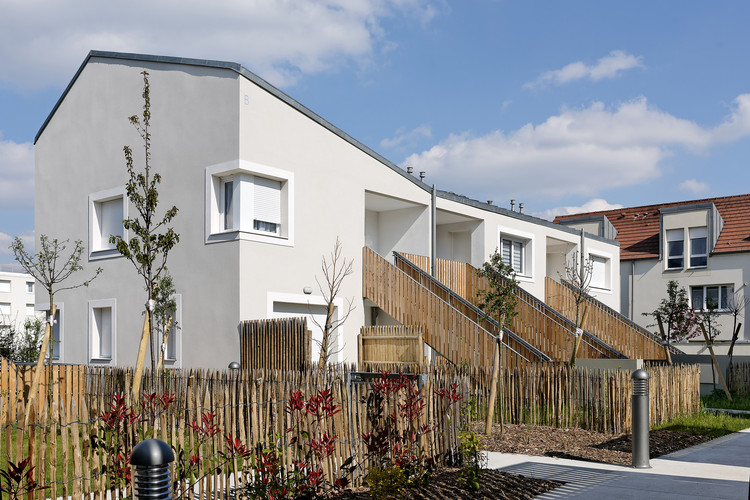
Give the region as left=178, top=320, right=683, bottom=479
left=554, top=194, right=750, bottom=260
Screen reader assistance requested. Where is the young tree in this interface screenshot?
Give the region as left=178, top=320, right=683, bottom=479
left=563, top=251, right=593, bottom=368
left=644, top=280, right=701, bottom=364
left=11, top=236, right=101, bottom=424
left=110, top=71, right=179, bottom=398
left=154, top=274, right=178, bottom=373
left=699, top=297, right=722, bottom=391
left=312, top=238, right=354, bottom=370
left=476, top=249, right=519, bottom=435
left=726, top=289, right=750, bottom=369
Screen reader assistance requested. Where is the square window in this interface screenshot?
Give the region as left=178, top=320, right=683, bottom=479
left=589, top=255, right=610, bottom=290
left=0, top=302, right=10, bottom=316
left=666, top=229, right=684, bottom=269
left=26, top=304, right=35, bottom=317
left=89, top=299, right=116, bottom=361
left=0, top=280, right=10, bottom=293
left=501, top=238, right=524, bottom=274
left=26, top=282, right=34, bottom=293
left=89, top=187, right=126, bottom=259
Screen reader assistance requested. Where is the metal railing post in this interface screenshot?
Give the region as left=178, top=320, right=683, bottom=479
left=631, top=369, right=651, bottom=468
left=130, top=438, right=175, bottom=499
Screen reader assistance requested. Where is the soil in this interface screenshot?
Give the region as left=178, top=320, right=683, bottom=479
left=339, top=424, right=714, bottom=499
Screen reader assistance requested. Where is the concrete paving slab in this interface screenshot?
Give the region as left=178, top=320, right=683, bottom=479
left=484, top=428, right=750, bottom=498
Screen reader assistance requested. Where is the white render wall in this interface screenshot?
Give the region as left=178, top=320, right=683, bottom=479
left=0, top=271, right=38, bottom=331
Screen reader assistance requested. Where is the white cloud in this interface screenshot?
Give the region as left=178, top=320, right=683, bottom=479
left=0, top=230, right=33, bottom=260
left=0, top=135, right=34, bottom=210
left=0, top=0, right=439, bottom=89
left=380, top=125, right=432, bottom=150
left=534, top=199, right=624, bottom=221
left=525, top=50, right=644, bottom=89
left=404, top=95, right=750, bottom=206
left=678, top=179, right=710, bottom=194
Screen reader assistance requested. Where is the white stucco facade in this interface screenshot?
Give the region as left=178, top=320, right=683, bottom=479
left=34, top=51, right=620, bottom=369
left=0, top=271, right=39, bottom=333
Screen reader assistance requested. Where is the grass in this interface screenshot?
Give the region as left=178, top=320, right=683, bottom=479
left=653, top=410, right=750, bottom=438
left=701, top=391, right=750, bottom=412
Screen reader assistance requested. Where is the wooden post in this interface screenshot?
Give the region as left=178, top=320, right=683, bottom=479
left=24, top=304, right=56, bottom=427
left=132, top=311, right=151, bottom=400
left=699, top=323, right=731, bottom=400
left=656, top=315, right=673, bottom=365
left=485, top=336, right=501, bottom=435
left=569, top=306, right=589, bottom=368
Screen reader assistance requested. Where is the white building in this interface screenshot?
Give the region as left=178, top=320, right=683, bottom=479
left=34, top=51, right=622, bottom=369
left=0, top=269, right=38, bottom=334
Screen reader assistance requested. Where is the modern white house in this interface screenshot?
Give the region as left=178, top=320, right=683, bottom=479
left=0, top=269, right=39, bottom=334
left=556, top=194, right=750, bottom=355
left=34, top=51, right=623, bottom=369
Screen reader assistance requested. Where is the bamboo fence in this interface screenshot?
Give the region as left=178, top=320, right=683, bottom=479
left=0, top=361, right=700, bottom=497
left=729, top=362, right=750, bottom=396
left=358, top=325, right=426, bottom=368
left=239, top=317, right=312, bottom=371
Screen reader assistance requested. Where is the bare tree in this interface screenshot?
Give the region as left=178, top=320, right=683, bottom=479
left=563, top=251, right=593, bottom=368
left=311, top=238, right=354, bottom=370
left=11, top=236, right=101, bottom=424
left=726, top=288, right=750, bottom=369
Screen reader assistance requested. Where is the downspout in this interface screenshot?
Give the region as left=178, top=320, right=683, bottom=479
left=630, top=260, right=635, bottom=320
left=431, top=184, right=437, bottom=277
left=580, top=229, right=585, bottom=276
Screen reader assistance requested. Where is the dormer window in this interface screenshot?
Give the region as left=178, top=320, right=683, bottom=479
left=689, top=227, right=707, bottom=268
left=666, top=229, right=684, bottom=269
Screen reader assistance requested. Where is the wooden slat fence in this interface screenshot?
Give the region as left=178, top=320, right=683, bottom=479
left=545, top=277, right=669, bottom=360
left=401, top=253, right=613, bottom=361
left=729, top=362, right=750, bottom=396
left=240, top=317, right=312, bottom=371
left=363, top=247, right=513, bottom=368
left=358, top=325, right=426, bottom=368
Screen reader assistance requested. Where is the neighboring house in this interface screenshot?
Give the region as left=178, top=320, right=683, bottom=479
left=556, top=194, right=750, bottom=355
left=0, top=268, right=40, bottom=334
left=34, top=51, right=621, bottom=369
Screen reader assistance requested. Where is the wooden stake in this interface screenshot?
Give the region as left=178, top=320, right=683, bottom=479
left=656, top=315, right=672, bottom=365
left=24, top=304, right=56, bottom=427
left=569, top=306, right=588, bottom=368
left=132, top=310, right=151, bottom=400
left=485, top=336, right=501, bottom=435
left=700, top=323, right=731, bottom=401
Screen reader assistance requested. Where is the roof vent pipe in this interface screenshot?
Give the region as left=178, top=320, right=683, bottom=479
left=487, top=200, right=493, bottom=205
left=407, top=166, right=413, bottom=175
left=419, top=171, right=426, bottom=182
left=519, top=203, right=524, bottom=214
left=510, top=199, right=516, bottom=211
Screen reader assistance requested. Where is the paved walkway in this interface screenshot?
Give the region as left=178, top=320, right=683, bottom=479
left=485, top=428, right=750, bottom=499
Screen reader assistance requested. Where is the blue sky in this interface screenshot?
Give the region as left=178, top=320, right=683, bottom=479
left=1, top=1, right=749, bottom=264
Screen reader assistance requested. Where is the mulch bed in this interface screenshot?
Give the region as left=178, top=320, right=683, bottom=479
left=338, top=424, right=713, bottom=499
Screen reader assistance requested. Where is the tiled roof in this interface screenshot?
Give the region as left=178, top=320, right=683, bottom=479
left=554, top=194, right=750, bottom=260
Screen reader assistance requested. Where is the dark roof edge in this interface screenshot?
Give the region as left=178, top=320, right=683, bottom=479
left=660, top=202, right=715, bottom=214
left=33, top=51, right=429, bottom=191
left=437, top=191, right=619, bottom=246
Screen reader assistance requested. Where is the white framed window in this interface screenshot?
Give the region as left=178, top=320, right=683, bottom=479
left=25, top=304, right=35, bottom=317
left=89, top=187, right=127, bottom=259
left=691, top=285, right=733, bottom=311
left=26, top=282, right=34, bottom=293
left=688, top=227, right=707, bottom=268
left=0, top=280, right=10, bottom=293
left=665, top=229, right=684, bottom=270
left=587, top=251, right=612, bottom=291
left=497, top=226, right=533, bottom=280
left=89, top=299, right=116, bottom=362
left=205, top=160, right=294, bottom=246
left=0, top=302, right=10, bottom=316
left=501, top=238, right=524, bottom=274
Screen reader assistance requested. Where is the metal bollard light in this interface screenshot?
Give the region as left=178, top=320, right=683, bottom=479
left=130, top=438, right=175, bottom=499
left=631, top=369, right=651, bottom=468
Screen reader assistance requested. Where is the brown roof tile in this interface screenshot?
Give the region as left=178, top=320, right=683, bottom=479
left=554, top=193, right=750, bottom=260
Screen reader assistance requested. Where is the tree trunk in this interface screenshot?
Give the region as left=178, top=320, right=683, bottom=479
left=484, top=336, right=502, bottom=435
left=156, top=316, right=173, bottom=373
left=656, top=315, right=672, bottom=365
left=24, top=297, right=56, bottom=427
left=132, top=311, right=151, bottom=400
left=317, top=301, right=336, bottom=372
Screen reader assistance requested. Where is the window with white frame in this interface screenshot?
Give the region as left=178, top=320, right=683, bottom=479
left=589, top=254, right=610, bottom=290
left=691, top=285, right=733, bottom=311
left=25, top=304, right=35, bottom=317
left=0, top=302, right=10, bottom=316
left=0, top=280, right=10, bottom=293
left=89, top=187, right=126, bottom=257
left=89, top=299, right=115, bottom=361
left=665, top=229, right=684, bottom=269
left=26, top=281, right=34, bottom=293
left=501, top=238, right=524, bottom=274
left=161, top=294, right=181, bottom=363
left=206, top=161, right=294, bottom=245
left=688, top=227, right=707, bottom=268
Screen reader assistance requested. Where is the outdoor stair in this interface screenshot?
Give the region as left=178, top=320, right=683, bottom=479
left=362, top=247, right=547, bottom=368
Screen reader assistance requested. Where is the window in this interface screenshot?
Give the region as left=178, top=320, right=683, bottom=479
left=161, top=294, right=181, bottom=364
left=589, top=255, right=609, bottom=290
left=666, top=229, right=684, bottom=269
left=26, top=282, right=34, bottom=293
left=501, top=238, right=524, bottom=273
left=206, top=161, right=294, bottom=246
left=691, top=285, right=733, bottom=311
left=0, top=303, right=10, bottom=316
left=89, top=187, right=126, bottom=258
left=25, top=304, right=35, bottom=317
left=0, top=280, right=10, bottom=293
left=89, top=299, right=116, bottom=361
left=689, top=227, right=707, bottom=268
